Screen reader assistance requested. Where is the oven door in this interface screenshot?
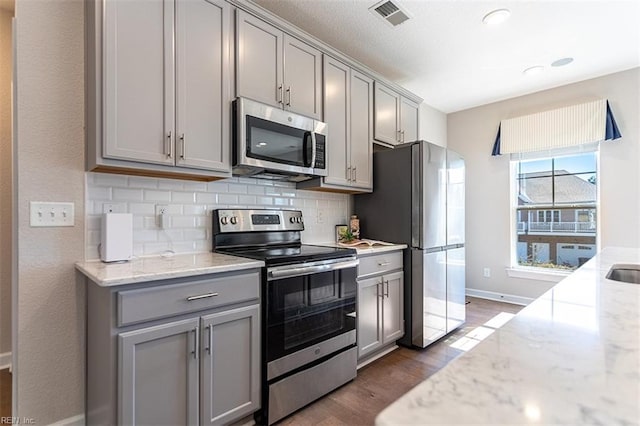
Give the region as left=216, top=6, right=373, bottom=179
left=265, top=258, right=357, bottom=379
left=236, top=97, right=327, bottom=177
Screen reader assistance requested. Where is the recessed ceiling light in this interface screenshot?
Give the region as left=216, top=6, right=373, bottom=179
left=482, top=9, right=511, bottom=25
left=551, top=57, right=574, bottom=67
left=523, top=66, right=545, bottom=76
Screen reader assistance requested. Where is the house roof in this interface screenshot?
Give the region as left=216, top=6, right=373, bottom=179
left=518, top=170, right=596, bottom=205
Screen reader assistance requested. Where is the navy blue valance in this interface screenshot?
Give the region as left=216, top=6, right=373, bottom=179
left=491, top=99, right=622, bottom=156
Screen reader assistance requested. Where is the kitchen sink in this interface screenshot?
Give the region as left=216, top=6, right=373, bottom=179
left=606, top=264, right=640, bottom=284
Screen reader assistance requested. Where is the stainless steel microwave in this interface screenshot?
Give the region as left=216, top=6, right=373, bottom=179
left=233, top=97, right=327, bottom=181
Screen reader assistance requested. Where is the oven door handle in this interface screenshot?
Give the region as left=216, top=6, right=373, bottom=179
left=268, top=259, right=359, bottom=280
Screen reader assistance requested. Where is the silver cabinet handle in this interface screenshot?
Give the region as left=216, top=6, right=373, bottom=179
left=397, top=130, right=402, bottom=143
left=378, top=261, right=390, bottom=266
left=186, top=292, right=218, bottom=301
left=192, top=326, right=199, bottom=359
left=179, top=134, right=185, bottom=159
left=352, top=166, right=357, bottom=181
left=166, top=131, right=173, bottom=158
left=377, top=280, right=384, bottom=298
left=347, top=166, right=351, bottom=181
left=384, top=280, right=390, bottom=298
left=286, top=86, right=292, bottom=106
left=204, top=325, right=212, bottom=355
left=401, top=130, right=405, bottom=143
left=277, top=84, right=283, bottom=104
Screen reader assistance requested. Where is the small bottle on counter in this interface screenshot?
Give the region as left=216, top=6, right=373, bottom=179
left=350, top=215, right=360, bottom=239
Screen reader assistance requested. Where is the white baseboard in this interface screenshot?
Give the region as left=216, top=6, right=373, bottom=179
left=357, top=344, right=398, bottom=370
left=49, top=414, right=85, bottom=426
left=466, top=288, right=533, bottom=306
left=0, top=352, right=11, bottom=370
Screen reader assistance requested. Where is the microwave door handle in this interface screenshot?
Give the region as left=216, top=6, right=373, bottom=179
left=302, top=131, right=311, bottom=167
left=310, top=131, right=317, bottom=169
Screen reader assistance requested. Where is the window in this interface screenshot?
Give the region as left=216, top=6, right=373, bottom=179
left=514, top=152, right=597, bottom=271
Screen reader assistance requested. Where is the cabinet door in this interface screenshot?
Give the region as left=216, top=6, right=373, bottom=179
left=236, top=11, right=283, bottom=108
left=175, top=0, right=231, bottom=172
left=283, top=34, right=322, bottom=119
left=201, top=305, right=260, bottom=425
left=322, top=56, right=350, bottom=186
left=382, top=271, right=404, bottom=344
left=400, top=97, right=419, bottom=143
left=357, top=277, right=383, bottom=359
left=119, top=318, right=199, bottom=425
left=349, top=70, right=373, bottom=189
left=103, top=0, right=174, bottom=165
left=374, top=82, right=400, bottom=145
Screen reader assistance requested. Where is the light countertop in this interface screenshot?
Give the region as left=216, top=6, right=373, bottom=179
left=316, top=242, right=407, bottom=255
left=76, top=252, right=264, bottom=287
left=376, top=246, right=640, bottom=425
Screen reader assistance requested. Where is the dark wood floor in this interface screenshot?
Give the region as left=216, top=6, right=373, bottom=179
left=278, top=297, right=523, bottom=425
left=0, top=368, right=10, bottom=418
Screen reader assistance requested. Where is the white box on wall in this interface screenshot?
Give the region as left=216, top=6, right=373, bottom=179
left=101, top=213, right=133, bottom=262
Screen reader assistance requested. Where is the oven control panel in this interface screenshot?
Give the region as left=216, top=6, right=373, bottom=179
left=213, top=209, right=304, bottom=233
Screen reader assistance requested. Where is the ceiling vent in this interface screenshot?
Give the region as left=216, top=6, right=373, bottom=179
left=370, top=0, right=412, bottom=28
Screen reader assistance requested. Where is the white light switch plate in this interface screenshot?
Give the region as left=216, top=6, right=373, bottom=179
left=30, top=202, right=75, bottom=227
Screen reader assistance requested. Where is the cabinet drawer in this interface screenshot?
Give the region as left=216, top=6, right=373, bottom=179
left=358, top=251, right=403, bottom=278
left=117, top=271, right=260, bottom=326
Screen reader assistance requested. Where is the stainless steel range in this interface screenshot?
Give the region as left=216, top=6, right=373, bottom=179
left=212, top=209, right=358, bottom=425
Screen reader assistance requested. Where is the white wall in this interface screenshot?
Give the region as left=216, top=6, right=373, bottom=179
left=448, top=68, right=640, bottom=301
left=0, top=7, right=13, bottom=360
left=418, top=102, right=447, bottom=147
left=15, top=0, right=85, bottom=421
left=86, top=173, right=350, bottom=259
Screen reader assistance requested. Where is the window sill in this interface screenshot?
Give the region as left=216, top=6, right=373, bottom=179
left=505, top=267, right=570, bottom=283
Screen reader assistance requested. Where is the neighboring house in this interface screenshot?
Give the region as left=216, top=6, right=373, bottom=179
left=516, top=170, right=596, bottom=268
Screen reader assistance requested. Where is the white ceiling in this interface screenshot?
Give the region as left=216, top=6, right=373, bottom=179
left=252, top=0, right=640, bottom=113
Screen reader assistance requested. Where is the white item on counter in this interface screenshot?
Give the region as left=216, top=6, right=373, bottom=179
left=101, top=213, right=133, bottom=263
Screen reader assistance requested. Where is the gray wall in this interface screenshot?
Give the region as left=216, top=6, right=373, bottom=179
left=448, top=68, right=640, bottom=300
left=14, top=0, right=85, bottom=421
left=0, top=7, right=13, bottom=358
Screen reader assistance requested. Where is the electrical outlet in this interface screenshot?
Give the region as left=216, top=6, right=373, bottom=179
left=316, top=209, right=324, bottom=224
left=30, top=201, right=75, bottom=227
left=483, top=267, right=491, bottom=278
left=102, top=203, right=127, bottom=214
left=155, top=204, right=168, bottom=228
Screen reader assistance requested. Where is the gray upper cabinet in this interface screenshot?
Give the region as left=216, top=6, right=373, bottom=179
left=236, top=10, right=322, bottom=119
left=89, top=0, right=231, bottom=179
left=374, top=82, right=419, bottom=145
left=300, top=56, right=372, bottom=192
left=119, top=318, right=200, bottom=425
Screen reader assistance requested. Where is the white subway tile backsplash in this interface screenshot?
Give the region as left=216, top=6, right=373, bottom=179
left=144, top=190, right=172, bottom=202
left=85, top=173, right=350, bottom=259
left=196, top=192, right=217, bottom=204
left=172, top=192, right=196, bottom=204
left=113, top=188, right=143, bottom=201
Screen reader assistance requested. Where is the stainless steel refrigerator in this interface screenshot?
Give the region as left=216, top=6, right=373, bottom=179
left=354, top=141, right=465, bottom=348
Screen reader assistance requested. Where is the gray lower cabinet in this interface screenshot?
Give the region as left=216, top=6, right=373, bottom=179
left=87, top=269, right=261, bottom=426
left=119, top=318, right=200, bottom=425
left=201, top=305, right=260, bottom=425
left=356, top=251, right=404, bottom=361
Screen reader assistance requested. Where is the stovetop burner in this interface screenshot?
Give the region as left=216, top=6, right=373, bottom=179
left=212, top=209, right=355, bottom=266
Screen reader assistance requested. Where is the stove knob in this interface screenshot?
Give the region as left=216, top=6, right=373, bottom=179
left=220, top=217, right=228, bottom=225
left=290, top=217, right=296, bottom=223
left=230, top=216, right=238, bottom=225
left=297, top=217, right=302, bottom=223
